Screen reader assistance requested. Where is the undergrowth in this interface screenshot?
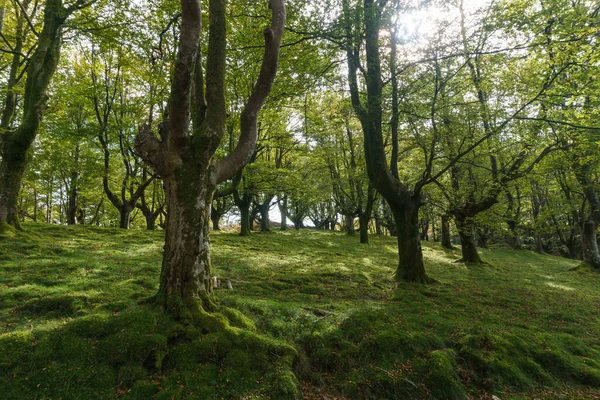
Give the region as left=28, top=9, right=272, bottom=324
left=1, top=223, right=599, bottom=399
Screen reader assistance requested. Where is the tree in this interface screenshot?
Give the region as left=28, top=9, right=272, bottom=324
left=0, top=0, right=95, bottom=231
left=135, top=0, right=285, bottom=320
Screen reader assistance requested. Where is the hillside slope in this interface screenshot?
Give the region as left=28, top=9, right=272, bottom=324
left=1, top=224, right=599, bottom=399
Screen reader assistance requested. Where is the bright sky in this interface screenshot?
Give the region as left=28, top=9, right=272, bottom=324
left=397, top=0, right=493, bottom=44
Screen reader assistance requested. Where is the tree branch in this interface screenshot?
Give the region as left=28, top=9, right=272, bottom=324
left=213, top=0, right=286, bottom=184
left=166, top=0, right=201, bottom=163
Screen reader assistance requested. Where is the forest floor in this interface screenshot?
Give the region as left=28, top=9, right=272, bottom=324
left=1, top=223, right=600, bottom=399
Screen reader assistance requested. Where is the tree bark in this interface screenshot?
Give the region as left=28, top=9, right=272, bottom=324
left=344, top=213, right=355, bottom=235
left=359, top=214, right=369, bottom=244
left=455, top=215, right=483, bottom=263
left=119, top=204, right=133, bottom=229
left=582, top=220, right=600, bottom=269
left=67, top=143, right=80, bottom=225
left=441, top=214, right=453, bottom=249
left=0, top=0, right=77, bottom=229
left=375, top=216, right=383, bottom=235
left=258, top=196, right=273, bottom=232
left=239, top=201, right=251, bottom=236
left=211, top=207, right=221, bottom=231
left=391, top=197, right=428, bottom=282
left=156, top=168, right=216, bottom=317
left=278, top=196, right=288, bottom=230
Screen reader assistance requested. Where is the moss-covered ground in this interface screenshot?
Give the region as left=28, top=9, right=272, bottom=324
left=1, top=223, right=599, bottom=399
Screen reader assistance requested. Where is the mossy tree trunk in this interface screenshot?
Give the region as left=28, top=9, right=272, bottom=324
left=358, top=184, right=376, bottom=244
left=441, top=214, right=453, bottom=249
left=455, top=214, right=483, bottom=264
left=136, top=0, right=285, bottom=319
left=138, top=170, right=165, bottom=230
left=157, top=167, right=216, bottom=317
left=391, top=196, right=428, bottom=282
left=118, top=204, right=133, bottom=229
left=239, top=204, right=251, bottom=236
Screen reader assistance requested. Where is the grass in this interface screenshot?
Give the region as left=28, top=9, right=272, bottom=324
left=1, top=223, right=600, bottom=399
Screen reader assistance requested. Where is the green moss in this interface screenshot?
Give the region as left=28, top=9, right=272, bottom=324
left=268, top=370, right=300, bottom=399
left=128, top=380, right=159, bottom=398
left=418, top=350, right=467, bottom=400
left=18, top=294, right=87, bottom=316
left=221, top=306, right=257, bottom=330
left=0, top=221, right=16, bottom=239
left=118, top=364, right=148, bottom=388
left=0, top=331, right=36, bottom=369
left=2, top=224, right=600, bottom=399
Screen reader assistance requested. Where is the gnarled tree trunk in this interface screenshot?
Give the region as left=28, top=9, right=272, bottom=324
left=455, top=215, right=483, bottom=264
left=157, top=168, right=216, bottom=317
left=136, top=0, right=285, bottom=319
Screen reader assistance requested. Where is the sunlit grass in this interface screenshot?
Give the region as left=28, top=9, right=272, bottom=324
left=0, top=223, right=599, bottom=399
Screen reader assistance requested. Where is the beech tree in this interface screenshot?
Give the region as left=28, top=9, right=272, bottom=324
left=135, top=0, right=285, bottom=319
left=0, top=0, right=95, bottom=231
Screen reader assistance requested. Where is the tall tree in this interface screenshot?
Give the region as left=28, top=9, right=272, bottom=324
left=135, top=0, right=285, bottom=320
left=0, top=0, right=95, bottom=230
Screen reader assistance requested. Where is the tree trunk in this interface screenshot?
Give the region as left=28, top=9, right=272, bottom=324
left=46, top=179, right=53, bottom=224
left=33, top=190, right=38, bottom=222
left=476, top=228, right=489, bottom=249
left=279, top=196, right=288, bottom=231
left=156, top=170, right=216, bottom=318
left=211, top=208, right=221, bottom=231
left=344, top=213, right=355, bottom=235
left=145, top=213, right=157, bottom=230
left=0, top=0, right=71, bottom=229
left=421, top=219, right=429, bottom=241
left=391, top=197, right=429, bottom=283
left=67, top=143, right=80, bottom=225
left=534, top=234, right=544, bottom=254
left=456, top=215, right=483, bottom=263
left=259, top=202, right=270, bottom=232
left=507, top=220, right=522, bottom=250
left=441, top=214, right=453, bottom=249
left=0, top=146, right=29, bottom=229
left=239, top=203, right=251, bottom=236
left=359, top=214, right=369, bottom=244
left=384, top=209, right=397, bottom=237
left=375, top=217, right=383, bottom=235
left=119, top=204, right=132, bottom=229
left=293, top=217, right=303, bottom=230
left=582, top=220, right=600, bottom=269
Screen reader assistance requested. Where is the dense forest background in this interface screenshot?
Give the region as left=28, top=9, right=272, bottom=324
left=0, top=0, right=599, bottom=398
left=1, top=0, right=598, bottom=269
